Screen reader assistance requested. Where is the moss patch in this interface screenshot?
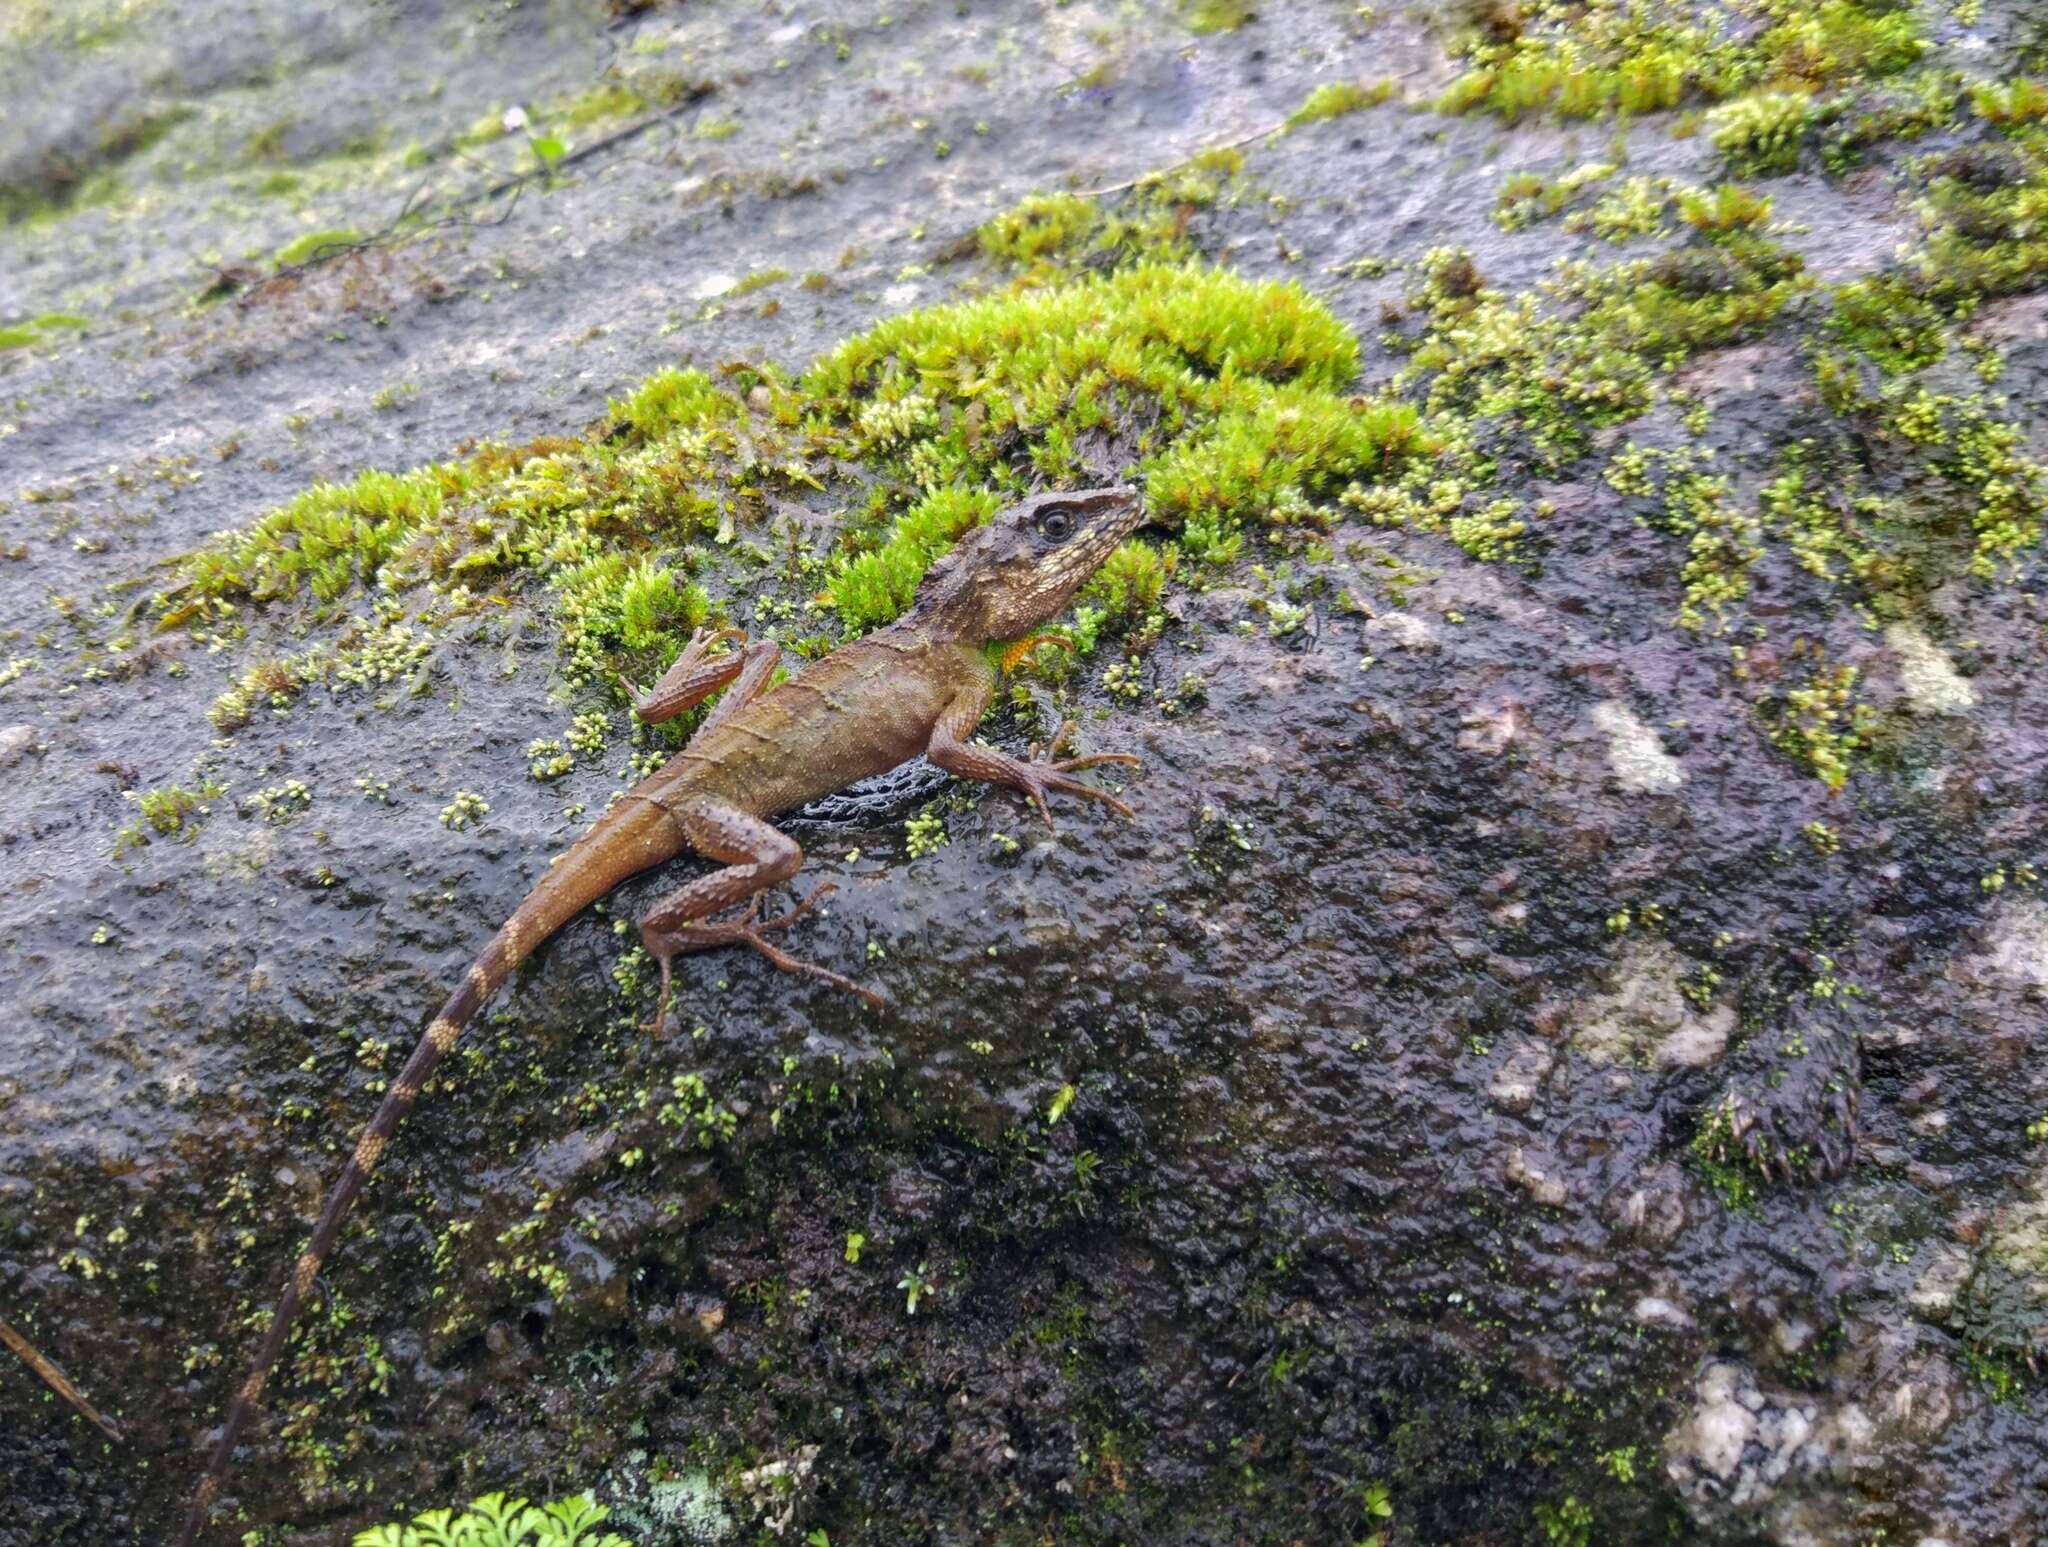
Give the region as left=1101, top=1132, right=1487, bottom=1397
left=1437, top=0, right=1926, bottom=124
left=973, top=149, right=1245, bottom=276
left=153, top=64, right=2048, bottom=806
left=805, top=262, right=1428, bottom=629
left=159, top=259, right=1426, bottom=717
left=1286, top=79, right=1396, bottom=128
left=272, top=226, right=362, bottom=267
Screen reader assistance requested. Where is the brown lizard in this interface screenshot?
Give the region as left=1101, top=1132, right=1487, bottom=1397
left=180, top=483, right=1148, bottom=1541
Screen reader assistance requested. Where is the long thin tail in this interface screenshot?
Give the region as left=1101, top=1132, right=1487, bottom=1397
left=177, top=919, right=527, bottom=1544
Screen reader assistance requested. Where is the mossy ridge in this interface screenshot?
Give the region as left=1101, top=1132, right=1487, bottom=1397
left=161, top=260, right=1427, bottom=722
left=1750, top=91, right=2048, bottom=625
left=1401, top=65, right=2048, bottom=604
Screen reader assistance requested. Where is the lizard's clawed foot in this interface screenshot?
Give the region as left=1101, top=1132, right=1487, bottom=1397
left=644, top=882, right=884, bottom=1036
left=1018, top=719, right=1141, bottom=833
left=623, top=625, right=747, bottom=717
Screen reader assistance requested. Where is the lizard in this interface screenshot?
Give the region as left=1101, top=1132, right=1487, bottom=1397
left=179, top=482, right=1149, bottom=1543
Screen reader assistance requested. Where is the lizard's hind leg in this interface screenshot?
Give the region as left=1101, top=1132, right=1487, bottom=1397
left=639, top=800, right=881, bottom=1036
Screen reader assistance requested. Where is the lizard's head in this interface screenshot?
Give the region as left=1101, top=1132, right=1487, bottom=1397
left=909, top=484, right=1146, bottom=640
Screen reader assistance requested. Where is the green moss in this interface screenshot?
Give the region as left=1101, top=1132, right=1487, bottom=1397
left=1577, top=175, right=1672, bottom=241
left=1901, top=126, right=2048, bottom=303
left=1674, top=182, right=1772, bottom=232
left=162, top=253, right=1426, bottom=728
left=1492, top=162, right=1616, bottom=232
left=1437, top=0, right=1923, bottom=124
left=273, top=227, right=362, bottom=267
left=807, top=262, right=1427, bottom=629
left=974, top=151, right=1245, bottom=279
left=1178, top=0, right=1252, bottom=33
left=554, top=80, right=650, bottom=129
left=1974, top=76, right=2048, bottom=127
left=113, top=778, right=227, bottom=854
left=1707, top=90, right=1816, bottom=173
left=1080, top=540, right=1173, bottom=622
left=1395, top=233, right=1807, bottom=471
left=1768, top=657, right=1875, bottom=791
left=0, top=326, right=41, bottom=350
left=606, top=367, right=734, bottom=444
left=1825, top=274, right=1945, bottom=372
left=172, top=465, right=450, bottom=605
left=977, top=193, right=1100, bottom=265
left=355, top=1491, right=629, bottom=1547
left=727, top=267, right=789, bottom=298
left=829, top=487, right=1003, bottom=630
left=1604, top=446, right=1760, bottom=629
left=1820, top=66, right=1960, bottom=171
left=1690, top=1098, right=1763, bottom=1209
left=1286, top=79, right=1395, bottom=128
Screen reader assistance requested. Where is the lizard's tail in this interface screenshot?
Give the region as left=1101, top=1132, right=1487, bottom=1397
left=177, top=917, right=528, bottom=1545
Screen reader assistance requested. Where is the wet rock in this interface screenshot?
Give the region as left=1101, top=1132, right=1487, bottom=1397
left=7, top=2, right=2048, bottom=1542
left=1506, top=1146, right=1568, bottom=1206
left=1710, top=996, right=1863, bottom=1179
left=1633, top=1293, right=1695, bottom=1331
left=1487, top=1037, right=1553, bottom=1114
left=1666, top=1362, right=1762, bottom=1484
left=1612, top=1165, right=1689, bottom=1246
left=1457, top=696, right=1534, bottom=755
left=1362, top=610, right=1438, bottom=651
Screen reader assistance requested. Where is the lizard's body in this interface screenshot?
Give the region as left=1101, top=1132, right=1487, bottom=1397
left=181, top=485, right=1146, bottom=1541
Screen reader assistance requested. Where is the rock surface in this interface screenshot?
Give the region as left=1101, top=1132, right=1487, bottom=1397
left=4, top=2, right=2048, bottom=1545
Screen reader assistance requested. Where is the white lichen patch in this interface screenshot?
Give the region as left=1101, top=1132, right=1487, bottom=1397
left=1573, top=940, right=1733, bottom=1068
left=1590, top=700, right=1684, bottom=792
left=1985, top=1160, right=2048, bottom=1281
left=1907, top=1243, right=1973, bottom=1321
left=1884, top=623, right=1977, bottom=715
left=1363, top=610, right=1438, bottom=651
left=1633, top=1294, right=1695, bottom=1330
left=734, top=1444, right=820, bottom=1537
left=1978, top=899, right=2048, bottom=994
left=1663, top=1361, right=1823, bottom=1508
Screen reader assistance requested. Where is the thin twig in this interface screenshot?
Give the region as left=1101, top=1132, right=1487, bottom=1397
left=0, top=1315, right=123, bottom=1442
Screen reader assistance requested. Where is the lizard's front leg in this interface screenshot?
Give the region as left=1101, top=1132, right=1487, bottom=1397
left=924, top=668, right=1140, bottom=834
left=625, top=625, right=748, bottom=724
left=638, top=799, right=881, bottom=1035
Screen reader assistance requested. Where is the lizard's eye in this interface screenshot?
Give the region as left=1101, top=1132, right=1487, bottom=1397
left=1035, top=506, right=1075, bottom=543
